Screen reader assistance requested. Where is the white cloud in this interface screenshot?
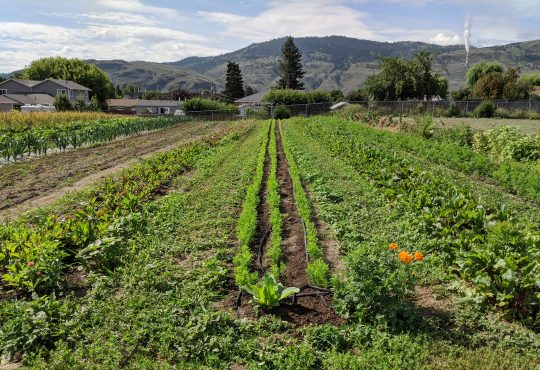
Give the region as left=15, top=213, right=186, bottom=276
left=0, top=21, right=224, bottom=71
left=429, top=33, right=461, bottom=45
left=198, top=0, right=375, bottom=42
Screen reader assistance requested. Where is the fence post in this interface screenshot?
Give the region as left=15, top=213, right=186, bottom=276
left=211, top=110, right=214, bottom=121
left=305, top=103, right=308, bottom=116
left=465, top=101, right=469, bottom=114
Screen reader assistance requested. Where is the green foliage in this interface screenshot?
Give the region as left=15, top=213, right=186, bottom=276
left=241, top=272, right=300, bottom=307
left=0, top=294, right=76, bottom=358
left=334, top=244, right=416, bottom=327
left=293, top=116, right=540, bottom=321
left=364, top=51, right=448, bottom=100
left=457, top=222, right=540, bottom=325
left=472, top=126, right=540, bottom=161
left=451, top=87, right=472, bottom=100
left=277, top=36, right=305, bottom=90
left=466, top=62, right=504, bottom=89
left=273, top=106, right=291, bottom=119
left=224, top=61, right=245, bottom=99
left=280, top=120, right=330, bottom=286
left=468, top=64, right=532, bottom=100
left=1, top=129, right=245, bottom=294
left=21, top=57, right=114, bottom=104
left=446, top=102, right=460, bottom=117
left=473, top=101, right=495, bottom=118
left=267, top=121, right=283, bottom=276
left=53, top=93, right=73, bottom=112
left=346, top=89, right=369, bottom=101
left=0, top=116, right=191, bottom=162
left=329, top=89, right=344, bottom=102
left=183, top=97, right=238, bottom=114
left=142, top=90, right=169, bottom=100
left=262, top=89, right=332, bottom=106
left=411, top=115, right=435, bottom=139
left=234, top=121, right=271, bottom=287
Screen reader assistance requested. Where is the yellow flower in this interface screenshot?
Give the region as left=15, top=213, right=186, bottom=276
left=388, top=242, right=398, bottom=251
left=414, top=251, right=424, bottom=261
left=398, top=251, right=413, bottom=264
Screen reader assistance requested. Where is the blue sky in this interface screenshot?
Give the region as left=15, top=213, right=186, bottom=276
left=1, top=0, right=539, bottom=72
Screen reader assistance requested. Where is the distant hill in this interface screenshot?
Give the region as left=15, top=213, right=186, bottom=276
left=87, top=59, right=219, bottom=92
left=169, top=36, right=540, bottom=92
left=29, top=36, right=540, bottom=94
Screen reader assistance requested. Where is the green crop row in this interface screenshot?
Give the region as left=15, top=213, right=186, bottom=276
left=279, top=120, right=329, bottom=287
left=267, top=120, right=283, bottom=276
left=233, top=121, right=271, bottom=287
left=0, top=116, right=191, bottom=162
left=294, top=116, right=540, bottom=326
left=0, top=126, right=248, bottom=295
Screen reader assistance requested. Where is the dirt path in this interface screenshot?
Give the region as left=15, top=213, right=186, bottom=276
left=0, top=121, right=230, bottom=220
left=271, top=122, right=344, bottom=326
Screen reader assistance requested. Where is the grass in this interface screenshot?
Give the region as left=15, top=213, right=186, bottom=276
left=2, top=116, right=540, bottom=368
left=403, top=116, right=540, bottom=135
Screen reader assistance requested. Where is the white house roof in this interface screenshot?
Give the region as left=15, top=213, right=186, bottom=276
left=234, top=90, right=269, bottom=104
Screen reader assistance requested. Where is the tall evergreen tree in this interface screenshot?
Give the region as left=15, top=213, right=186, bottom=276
left=224, top=61, right=244, bottom=98
left=277, top=37, right=305, bottom=90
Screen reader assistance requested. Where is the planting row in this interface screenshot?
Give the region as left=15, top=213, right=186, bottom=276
left=279, top=120, right=329, bottom=287
left=349, top=118, right=540, bottom=204
left=293, top=116, right=540, bottom=326
left=0, top=115, right=191, bottom=162
left=0, top=123, right=251, bottom=295
left=234, top=120, right=334, bottom=307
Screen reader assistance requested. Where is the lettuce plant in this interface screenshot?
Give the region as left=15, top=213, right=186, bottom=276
left=242, top=273, right=299, bottom=307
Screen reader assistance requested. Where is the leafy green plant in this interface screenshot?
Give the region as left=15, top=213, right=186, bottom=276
left=267, top=121, right=283, bottom=276
left=242, top=272, right=299, bottom=307
left=273, top=106, right=291, bottom=120
left=473, top=101, right=495, bottom=118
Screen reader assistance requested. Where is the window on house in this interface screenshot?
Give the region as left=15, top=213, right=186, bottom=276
left=0, top=89, right=7, bottom=95
left=69, top=90, right=73, bottom=98
left=57, top=89, right=67, bottom=96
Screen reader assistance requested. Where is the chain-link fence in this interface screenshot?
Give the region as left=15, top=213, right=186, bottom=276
left=183, top=99, right=540, bottom=121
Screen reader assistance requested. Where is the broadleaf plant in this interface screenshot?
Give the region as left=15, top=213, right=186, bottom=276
left=242, top=272, right=300, bottom=307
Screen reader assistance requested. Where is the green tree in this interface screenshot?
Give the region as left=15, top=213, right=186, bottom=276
left=244, top=85, right=256, bottom=96
left=74, top=96, right=87, bottom=111
left=115, top=84, right=123, bottom=98
left=89, top=96, right=101, bottom=111
left=54, top=93, right=73, bottom=111
left=329, top=89, right=345, bottom=101
left=277, top=37, right=305, bottom=90
left=466, top=62, right=504, bottom=89
left=364, top=51, right=447, bottom=100
left=224, top=61, right=245, bottom=99
left=21, top=57, right=114, bottom=106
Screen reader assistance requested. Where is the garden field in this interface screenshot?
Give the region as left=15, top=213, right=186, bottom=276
left=404, top=116, right=540, bottom=135
left=0, top=116, right=539, bottom=369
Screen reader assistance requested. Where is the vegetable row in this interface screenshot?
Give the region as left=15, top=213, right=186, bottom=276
left=0, top=126, right=248, bottom=295
left=0, top=116, right=191, bottom=162
left=293, top=116, right=539, bottom=325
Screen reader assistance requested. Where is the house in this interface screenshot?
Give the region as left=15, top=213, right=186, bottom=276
left=107, top=99, right=182, bottom=115
left=532, top=86, right=540, bottom=97
left=234, top=90, right=269, bottom=106
left=0, top=95, right=17, bottom=112
left=4, top=93, right=55, bottom=108
left=0, top=78, right=92, bottom=107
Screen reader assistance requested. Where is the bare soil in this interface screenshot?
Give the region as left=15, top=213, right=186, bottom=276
left=220, top=123, right=344, bottom=327
left=0, top=121, right=230, bottom=220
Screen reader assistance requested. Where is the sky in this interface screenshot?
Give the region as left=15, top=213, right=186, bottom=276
left=0, top=0, right=539, bottom=72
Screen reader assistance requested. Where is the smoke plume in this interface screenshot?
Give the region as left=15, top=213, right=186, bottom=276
left=464, top=14, right=471, bottom=66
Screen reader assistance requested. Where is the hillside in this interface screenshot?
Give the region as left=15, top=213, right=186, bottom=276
left=87, top=37, right=540, bottom=93
left=87, top=59, right=219, bottom=92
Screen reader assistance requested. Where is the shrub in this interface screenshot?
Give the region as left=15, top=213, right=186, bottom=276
left=53, top=94, right=73, bottom=112
left=473, top=101, right=495, bottom=118
left=412, top=115, right=435, bottom=139
left=446, top=102, right=460, bottom=117
left=262, top=89, right=332, bottom=106
left=273, top=106, right=291, bottom=119
left=183, top=97, right=238, bottom=114
left=438, top=123, right=474, bottom=147
left=472, top=126, right=540, bottom=161
left=334, top=243, right=417, bottom=328
left=494, top=108, right=511, bottom=118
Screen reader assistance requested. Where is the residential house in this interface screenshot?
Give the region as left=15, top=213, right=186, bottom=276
left=234, top=90, right=268, bottom=106
left=0, top=95, right=17, bottom=112
left=107, top=99, right=182, bottom=115
left=0, top=78, right=92, bottom=110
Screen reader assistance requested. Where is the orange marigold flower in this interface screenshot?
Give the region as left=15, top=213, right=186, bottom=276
left=414, top=251, right=424, bottom=261
left=388, top=243, right=398, bottom=251
left=398, top=251, right=413, bottom=264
